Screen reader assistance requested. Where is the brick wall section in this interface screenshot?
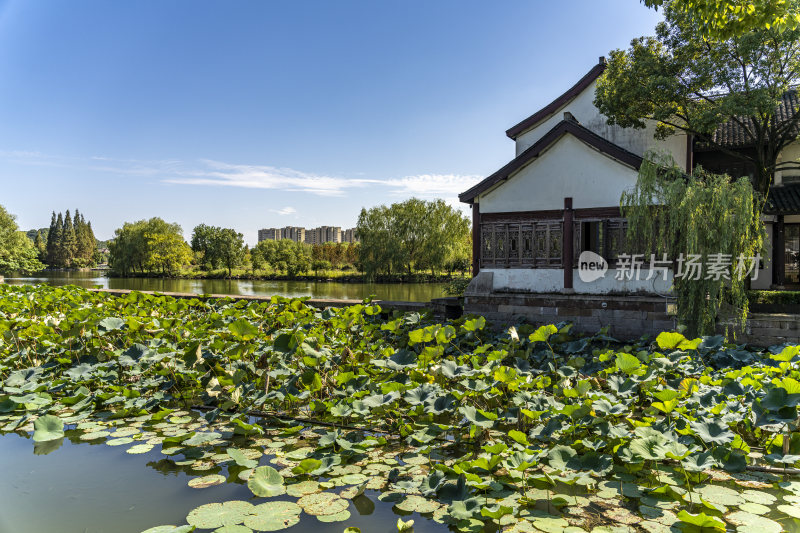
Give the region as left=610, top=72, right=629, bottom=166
left=717, top=313, right=800, bottom=346
left=465, top=292, right=676, bottom=339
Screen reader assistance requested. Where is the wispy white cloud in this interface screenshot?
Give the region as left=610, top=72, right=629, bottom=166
left=0, top=149, right=482, bottom=201
left=165, top=160, right=482, bottom=200
left=271, top=206, right=297, bottom=216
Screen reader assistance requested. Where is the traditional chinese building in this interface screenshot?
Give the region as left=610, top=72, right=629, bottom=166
left=460, top=57, right=800, bottom=302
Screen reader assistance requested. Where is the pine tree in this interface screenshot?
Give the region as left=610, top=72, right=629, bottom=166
left=45, top=212, right=58, bottom=266
left=61, top=209, right=76, bottom=267
left=50, top=212, right=64, bottom=267
left=34, top=231, right=45, bottom=261
left=73, top=209, right=87, bottom=266
left=84, top=219, right=96, bottom=265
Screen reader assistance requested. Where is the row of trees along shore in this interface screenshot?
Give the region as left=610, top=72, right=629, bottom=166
left=0, top=205, right=102, bottom=275
left=107, top=198, right=471, bottom=279
left=39, top=210, right=98, bottom=268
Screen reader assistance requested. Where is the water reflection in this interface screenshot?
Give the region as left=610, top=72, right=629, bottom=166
left=5, top=271, right=449, bottom=302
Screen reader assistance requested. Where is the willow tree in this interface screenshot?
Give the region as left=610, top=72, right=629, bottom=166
left=623, top=153, right=765, bottom=336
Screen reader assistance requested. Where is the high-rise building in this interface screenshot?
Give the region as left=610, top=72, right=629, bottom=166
left=305, top=226, right=341, bottom=244
left=258, top=228, right=281, bottom=242
left=342, top=228, right=359, bottom=243
left=281, top=226, right=306, bottom=242
left=258, top=226, right=305, bottom=242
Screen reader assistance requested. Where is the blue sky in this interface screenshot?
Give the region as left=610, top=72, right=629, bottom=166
left=0, top=1, right=662, bottom=245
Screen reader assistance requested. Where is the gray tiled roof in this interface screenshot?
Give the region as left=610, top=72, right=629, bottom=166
left=701, top=91, right=800, bottom=148
left=766, top=183, right=800, bottom=214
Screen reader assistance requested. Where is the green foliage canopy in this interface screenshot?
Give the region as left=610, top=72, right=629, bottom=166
left=190, top=224, right=246, bottom=276
left=356, top=198, right=470, bottom=279
left=109, top=218, right=192, bottom=276
left=251, top=239, right=311, bottom=278
left=595, top=2, right=800, bottom=195
left=0, top=204, right=44, bottom=275
left=643, top=0, right=800, bottom=39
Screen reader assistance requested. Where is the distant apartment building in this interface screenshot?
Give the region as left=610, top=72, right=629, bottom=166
left=342, top=228, right=359, bottom=243
left=305, top=226, right=341, bottom=245
left=259, top=225, right=358, bottom=244
left=257, top=228, right=280, bottom=242
left=257, top=226, right=306, bottom=243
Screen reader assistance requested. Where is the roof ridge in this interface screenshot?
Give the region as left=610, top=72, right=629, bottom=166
left=505, top=58, right=606, bottom=140
left=460, top=118, right=642, bottom=203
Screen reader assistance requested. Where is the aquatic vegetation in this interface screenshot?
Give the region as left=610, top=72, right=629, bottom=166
left=0, top=284, right=799, bottom=532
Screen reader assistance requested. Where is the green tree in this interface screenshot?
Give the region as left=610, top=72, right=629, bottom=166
left=60, top=209, right=77, bottom=267
left=643, top=0, right=800, bottom=39
left=251, top=239, right=311, bottom=278
left=214, top=227, right=246, bottom=277
left=595, top=3, right=800, bottom=196
left=357, top=198, right=471, bottom=278
left=33, top=230, right=46, bottom=261
left=190, top=224, right=246, bottom=276
left=47, top=213, right=63, bottom=267
left=144, top=231, right=193, bottom=276
left=109, top=218, right=190, bottom=276
left=190, top=223, right=220, bottom=270
left=0, top=205, right=44, bottom=275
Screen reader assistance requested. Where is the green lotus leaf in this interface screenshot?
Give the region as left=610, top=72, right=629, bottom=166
left=396, top=517, right=414, bottom=532
left=228, top=318, right=259, bottom=341
left=460, top=405, right=497, bottom=428
left=725, top=511, right=782, bottom=532
left=188, top=474, right=226, bottom=489
left=696, top=485, right=744, bottom=506
left=187, top=501, right=254, bottom=529
left=566, top=451, right=613, bottom=476
left=343, top=528, right=361, bottom=533
left=98, top=317, right=125, bottom=332
left=297, top=491, right=349, bottom=516
left=140, top=526, right=196, bottom=533
left=447, top=497, right=482, bottom=520
left=656, top=331, right=699, bottom=350
left=242, top=501, right=301, bottom=532
left=286, top=480, right=320, bottom=497
left=32, top=414, right=64, bottom=442
left=529, top=324, right=557, bottom=343
left=227, top=448, right=258, bottom=468
left=770, top=345, right=799, bottom=362
left=316, top=510, right=351, bottom=523
left=395, top=494, right=440, bottom=514
left=615, top=352, right=642, bottom=375
left=182, top=432, right=222, bottom=446
left=628, top=435, right=667, bottom=461
left=676, top=510, right=725, bottom=530
left=680, top=451, right=717, bottom=472
left=213, top=526, right=252, bottom=533
left=689, top=420, right=735, bottom=445
left=247, top=466, right=285, bottom=497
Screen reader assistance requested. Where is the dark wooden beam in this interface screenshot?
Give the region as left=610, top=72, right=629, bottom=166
left=774, top=215, right=785, bottom=287
left=563, top=197, right=574, bottom=290
left=472, top=203, right=481, bottom=276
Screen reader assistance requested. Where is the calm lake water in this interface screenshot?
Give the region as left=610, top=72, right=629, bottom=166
left=0, top=428, right=448, bottom=533
left=4, top=271, right=448, bottom=302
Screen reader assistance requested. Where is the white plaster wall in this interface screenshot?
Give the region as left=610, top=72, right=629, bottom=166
left=479, top=135, right=639, bottom=212
left=775, top=142, right=800, bottom=185
left=513, top=79, right=687, bottom=164
left=487, top=268, right=674, bottom=295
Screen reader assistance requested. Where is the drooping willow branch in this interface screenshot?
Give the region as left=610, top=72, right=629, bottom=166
left=621, top=151, right=766, bottom=337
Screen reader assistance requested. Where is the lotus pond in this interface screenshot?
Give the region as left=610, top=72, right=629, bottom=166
left=1, top=284, right=800, bottom=533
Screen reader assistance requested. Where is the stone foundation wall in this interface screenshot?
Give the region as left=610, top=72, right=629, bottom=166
left=465, top=291, right=676, bottom=339
left=718, top=313, right=800, bottom=346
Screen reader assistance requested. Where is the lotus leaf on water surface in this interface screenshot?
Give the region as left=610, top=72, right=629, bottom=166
left=0, top=284, right=799, bottom=532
